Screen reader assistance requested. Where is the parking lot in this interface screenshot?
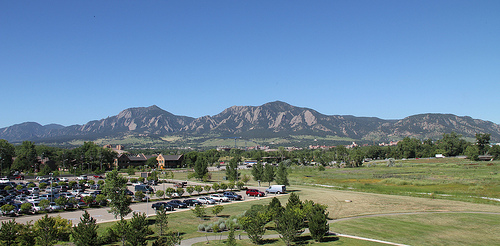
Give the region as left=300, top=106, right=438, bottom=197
left=0, top=175, right=281, bottom=225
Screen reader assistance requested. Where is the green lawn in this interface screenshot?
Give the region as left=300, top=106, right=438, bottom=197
left=331, top=213, right=500, bottom=246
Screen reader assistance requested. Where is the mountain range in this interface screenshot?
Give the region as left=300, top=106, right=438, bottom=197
left=1, top=101, right=499, bottom=147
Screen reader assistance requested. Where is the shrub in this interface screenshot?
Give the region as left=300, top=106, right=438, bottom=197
left=198, top=224, right=205, bottom=231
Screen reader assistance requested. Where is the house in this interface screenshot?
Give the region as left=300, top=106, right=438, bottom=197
left=156, top=154, right=184, bottom=169
left=114, top=153, right=156, bottom=169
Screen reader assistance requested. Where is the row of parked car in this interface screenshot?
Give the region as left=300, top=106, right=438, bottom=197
left=151, top=191, right=243, bottom=211
left=0, top=177, right=108, bottom=216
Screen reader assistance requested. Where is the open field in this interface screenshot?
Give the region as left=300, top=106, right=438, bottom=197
left=285, top=158, right=500, bottom=205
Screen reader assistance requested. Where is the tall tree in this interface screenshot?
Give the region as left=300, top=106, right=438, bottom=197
left=275, top=162, right=289, bottom=186
left=13, top=140, right=37, bottom=172
left=155, top=206, right=169, bottom=236
left=251, top=162, right=264, bottom=185
left=0, top=219, right=19, bottom=245
left=239, top=205, right=268, bottom=244
left=126, top=212, right=152, bottom=246
left=193, top=157, right=208, bottom=180
left=102, top=169, right=132, bottom=219
left=34, top=214, right=59, bottom=246
left=0, top=140, right=15, bottom=176
left=262, top=163, right=275, bottom=186
left=72, top=211, right=99, bottom=246
left=225, top=155, right=240, bottom=181
left=307, top=204, right=329, bottom=242
left=476, top=133, right=491, bottom=155
left=436, top=132, right=468, bottom=157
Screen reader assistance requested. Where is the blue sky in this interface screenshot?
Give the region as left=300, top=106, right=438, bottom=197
left=1, top=0, right=499, bottom=128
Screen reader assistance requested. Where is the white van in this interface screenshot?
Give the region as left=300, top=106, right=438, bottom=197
left=265, top=185, right=286, bottom=194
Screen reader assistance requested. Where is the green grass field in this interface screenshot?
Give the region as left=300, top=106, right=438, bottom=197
left=284, top=158, right=500, bottom=205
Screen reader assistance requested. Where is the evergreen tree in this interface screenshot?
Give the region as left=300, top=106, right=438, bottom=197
left=226, top=226, right=237, bottom=246
left=72, top=211, right=99, bottom=246
left=308, top=204, right=329, bottom=242
left=34, top=214, right=59, bottom=246
left=286, top=192, right=302, bottom=209
left=275, top=162, right=289, bottom=186
left=16, top=222, right=35, bottom=246
left=0, top=219, right=19, bottom=245
left=127, top=212, right=152, bottom=246
left=225, top=155, right=240, bottom=181
left=262, top=163, right=275, bottom=186
left=267, top=197, right=284, bottom=222
left=275, top=206, right=303, bottom=246
left=0, top=140, right=15, bottom=176
left=251, top=163, right=264, bottom=184
left=155, top=206, right=169, bottom=236
left=239, top=205, right=268, bottom=244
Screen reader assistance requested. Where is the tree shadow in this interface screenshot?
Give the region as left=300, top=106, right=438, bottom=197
left=259, top=238, right=279, bottom=244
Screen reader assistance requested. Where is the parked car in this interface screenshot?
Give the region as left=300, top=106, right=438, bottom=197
left=28, top=187, right=40, bottom=195
left=151, top=202, right=174, bottom=211
left=174, top=182, right=187, bottom=188
left=75, top=201, right=88, bottom=209
left=246, top=189, right=265, bottom=197
left=210, top=194, right=229, bottom=202
left=77, top=175, right=88, bottom=181
left=134, top=185, right=154, bottom=194
left=26, top=195, right=40, bottom=203
left=30, top=201, right=49, bottom=213
left=48, top=202, right=62, bottom=212
left=223, top=191, right=242, bottom=200
left=265, top=185, right=286, bottom=194
left=167, top=200, right=188, bottom=208
left=183, top=199, right=202, bottom=206
left=197, top=197, right=216, bottom=204
left=64, top=202, right=74, bottom=210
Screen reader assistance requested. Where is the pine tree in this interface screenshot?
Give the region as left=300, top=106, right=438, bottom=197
left=0, top=219, right=19, bottom=245
left=308, top=204, right=329, bottom=242
left=155, top=207, right=169, bottom=236
left=226, top=226, right=237, bottom=246
left=262, top=163, right=275, bottom=186
left=126, top=212, right=152, bottom=246
left=72, top=211, right=99, bottom=246
left=275, top=162, right=289, bottom=186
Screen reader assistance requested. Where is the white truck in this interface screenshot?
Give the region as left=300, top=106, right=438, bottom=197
left=265, top=185, right=286, bottom=194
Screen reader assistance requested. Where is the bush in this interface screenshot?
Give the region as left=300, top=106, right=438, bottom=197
left=198, top=224, right=205, bottom=231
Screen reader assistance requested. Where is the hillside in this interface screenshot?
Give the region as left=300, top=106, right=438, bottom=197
left=1, top=101, right=499, bottom=147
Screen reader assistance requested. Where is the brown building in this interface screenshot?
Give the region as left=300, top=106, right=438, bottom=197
left=114, top=153, right=156, bottom=169
left=156, top=154, right=184, bottom=169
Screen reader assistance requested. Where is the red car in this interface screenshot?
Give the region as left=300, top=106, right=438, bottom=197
left=246, top=189, right=265, bottom=197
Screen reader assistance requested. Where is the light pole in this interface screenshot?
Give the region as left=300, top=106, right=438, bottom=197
left=49, top=172, right=54, bottom=202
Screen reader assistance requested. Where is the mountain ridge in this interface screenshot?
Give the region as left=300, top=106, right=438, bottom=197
left=1, top=101, right=499, bottom=145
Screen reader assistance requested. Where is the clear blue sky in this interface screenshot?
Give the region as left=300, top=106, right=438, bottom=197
left=1, top=0, right=499, bottom=128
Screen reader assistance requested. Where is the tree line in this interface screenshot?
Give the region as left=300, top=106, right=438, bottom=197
left=1, top=132, right=498, bottom=178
